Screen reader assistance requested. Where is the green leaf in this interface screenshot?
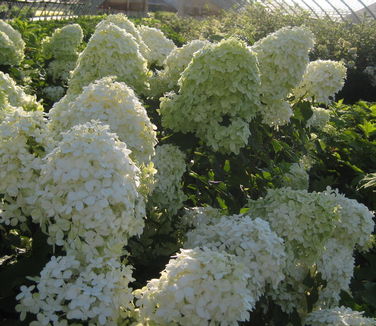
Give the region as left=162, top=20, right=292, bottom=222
left=357, top=121, right=376, bottom=138
left=271, top=139, right=283, bottom=153
left=223, top=159, right=231, bottom=172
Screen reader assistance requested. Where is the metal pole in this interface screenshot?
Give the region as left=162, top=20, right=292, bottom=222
left=339, top=0, right=361, bottom=23
left=289, top=0, right=310, bottom=17
left=323, top=0, right=346, bottom=21
left=356, top=0, right=376, bottom=20
left=264, top=0, right=280, bottom=12
left=300, top=0, right=321, bottom=19
left=278, top=0, right=300, bottom=15
left=311, top=0, right=334, bottom=21
left=270, top=0, right=285, bottom=13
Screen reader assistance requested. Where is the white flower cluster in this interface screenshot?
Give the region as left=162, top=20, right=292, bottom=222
left=180, top=206, right=223, bottom=229
left=324, top=187, right=374, bottom=250
left=185, top=215, right=286, bottom=297
left=282, top=162, right=309, bottom=190
left=160, top=38, right=261, bottom=154
left=247, top=187, right=340, bottom=266
left=43, top=85, right=65, bottom=102
left=0, top=71, right=41, bottom=111
left=48, top=77, right=157, bottom=165
left=150, top=40, right=209, bottom=97
left=320, top=189, right=374, bottom=306
left=293, top=60, right=347, bottom=105
left=135, top=247, right=253, bottom=325
left=259, top=99, right=294, bottom=127
left=364, top=65, right=376, bottom=87
left=247, top=187, right=340, bottom=312
left=42, top=23, right=83, bottom=59
left=16, top=121, right=144, bottom=325
left=31, top=121, right=145, bottom=257
left=316, top=238, right=354, bottom=305
left=16, top=255, right=135, bottom=326
left=103, top=14, right=150, bottom=60
left=138, top=25, right=176, bottom=66
left=305, top=307, right=376, bottom=326
left=68, top=22, right=149, bottom=95
left=251, top=26, right=315, bottom=126
left=246, top=187, right=374, bottom=313
left=315, top=189, right=374, bottom=306
left=306, top=106, right=331, bottom=129
left=0, top=107, right=48, bottom=227
left=151, top=144, right=186, bottom=215
left=0, top=20, right=25, bottom=65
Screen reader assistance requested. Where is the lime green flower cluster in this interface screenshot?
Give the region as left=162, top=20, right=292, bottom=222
left=160, top=38, right=261, bottom=154
left=246, top=187, right=374, bottom=313
left=68, top=22, right=150, bottom=96
left=252, top=26, right=315, bottom=126
left=41, top=24, right=83, bottom=82
left=0, top=20, right=25, bottom=66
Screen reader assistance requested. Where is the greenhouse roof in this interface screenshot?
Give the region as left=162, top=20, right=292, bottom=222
left=261, top=0, right=376, bottom=21
left=163, top=0, right=376, bottom=21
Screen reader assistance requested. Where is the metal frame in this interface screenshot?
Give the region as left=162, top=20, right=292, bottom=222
left=1, top=0, right=375, bottom=21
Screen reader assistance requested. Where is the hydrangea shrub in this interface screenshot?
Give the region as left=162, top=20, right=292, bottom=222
left=0, top=20, right=25, bottom=66
left=0, top=18, right=373, bottom=326
left=138, top=25, right=176, bottom=67
left=160, top=38, right=261, bottom=154
left=68, top=22, right=150, bottom=95
left=41, top=24, right=83, bottom=84
left=49, top=77, right=157, bottom=165
left=149, top=39, right=209, bottom=97
left=135, top=248, right=253, bottom=325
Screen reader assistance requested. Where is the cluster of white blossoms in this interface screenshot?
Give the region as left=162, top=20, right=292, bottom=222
left=48, top=77, right=157, bottom=165
left=42, top=24, right=83, bottom=59
left=316, top=238, right=355, bottom=305
left=30, top=121, right=145, bottom=257
left=251, top=26, right=315, bottom=126
left=247, top=187, right=340, bottom=312
left=185, top=215, right=286, bottom=298
left=160, top=38, right=261, bottom=154
left=305, top=307, right=376, bottom=326
left=258, top=99, right=294, bottom=127
left=138, top=25, right=176, bottom=67
left=41, top=24, right=83, bottom=82
left=68, top=21, right=149, bottom=95
left=246, top=187, right=374, bottom=313
left=363, top=65, right=376, bottom=87
left=0, top=20, right=25, bottom=65
left=0, top=107, right=49, bottom=227
left=150, top=39, right=209, bottom=97
left=43, top=85, right=65, bottom=102
left=16, top=255, right=135, bottom=326
left=0, top=72, right=41, bottom=111
left=282, top=162, right=309, bottom=190
left=151, top=144, right=187, bottom=215
left=315, top=189, right=374, bottom=306
left=293, top=60, right=347, bottom=105
left=324, top=187, right=374, bottom=251
left=135, top=248, right=253, bottom=326
left=180, top=206, right=223, bottom=229
left=103, top=14, right=150, bottom=60
left=306, top=106, right=331, bottom=129
left=16, top=121, right=145, bottom=325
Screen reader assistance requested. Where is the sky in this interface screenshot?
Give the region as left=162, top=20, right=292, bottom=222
left=276, top=0, right=376, bottom=12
